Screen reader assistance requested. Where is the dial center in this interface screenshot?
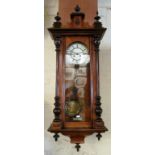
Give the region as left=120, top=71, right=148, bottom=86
left=73, top=48, right=82, bottom=54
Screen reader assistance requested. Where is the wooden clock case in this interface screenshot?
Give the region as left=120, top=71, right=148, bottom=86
left=48, top=5, right=108, bottom=151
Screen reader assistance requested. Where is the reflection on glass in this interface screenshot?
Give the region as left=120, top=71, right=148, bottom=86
left=65, top=42, right=91, bottom=121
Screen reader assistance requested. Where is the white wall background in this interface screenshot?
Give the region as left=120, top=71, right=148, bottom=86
left=44, top=0, right=111, bottom=154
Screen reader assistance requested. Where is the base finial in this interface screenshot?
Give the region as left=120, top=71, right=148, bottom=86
left=75, top=143, right=81, bottom=152
left=96, top=133, right=102, bottom=141
left=53, top=133, right=60, bottom=141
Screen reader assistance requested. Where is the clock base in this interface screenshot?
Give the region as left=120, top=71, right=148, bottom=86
left=48, top=125, right=108, bottom=151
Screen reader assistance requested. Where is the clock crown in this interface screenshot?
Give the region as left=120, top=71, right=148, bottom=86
left=70, top=5, right=85, bottom=20
left=75, top=5, right=81, bottom=12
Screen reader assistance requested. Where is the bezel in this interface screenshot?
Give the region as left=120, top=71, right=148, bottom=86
left=66, top=42, right=89, bottom=65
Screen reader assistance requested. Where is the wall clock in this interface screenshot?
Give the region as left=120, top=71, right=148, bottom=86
left=48, top=5, right=108, bottom=151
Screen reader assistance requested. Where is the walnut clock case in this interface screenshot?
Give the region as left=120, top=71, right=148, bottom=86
left=48, top=5, right=108, bottom=151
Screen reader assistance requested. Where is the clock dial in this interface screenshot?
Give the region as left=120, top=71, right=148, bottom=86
left=66, top=42, right=90, bottom=66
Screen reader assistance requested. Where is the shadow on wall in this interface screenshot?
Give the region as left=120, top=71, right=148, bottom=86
left=44, top=101, right=53, bottom=130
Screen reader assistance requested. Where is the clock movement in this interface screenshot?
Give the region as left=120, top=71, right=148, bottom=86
left=48, top=5, right=108, bottom=151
